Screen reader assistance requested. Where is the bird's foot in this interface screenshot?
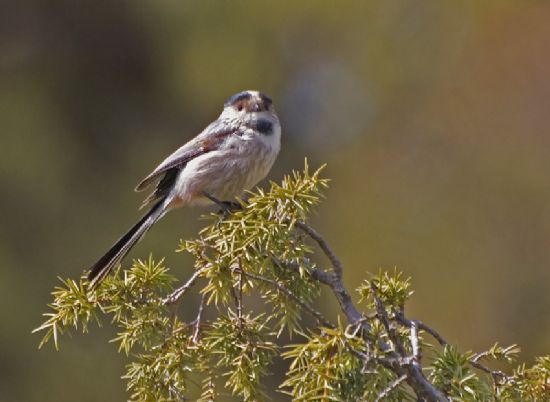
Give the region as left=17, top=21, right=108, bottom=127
left=202, top=192, right=243, bottom=217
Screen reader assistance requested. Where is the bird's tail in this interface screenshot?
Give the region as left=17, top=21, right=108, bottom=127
left=87, top=198, right=168, bottom=290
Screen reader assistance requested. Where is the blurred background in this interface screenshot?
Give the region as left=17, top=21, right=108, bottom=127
left=1, top=0, right=550, bottom=400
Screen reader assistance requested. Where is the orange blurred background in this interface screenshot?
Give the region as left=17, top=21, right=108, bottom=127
left=1, top=1, right=550, bottom=401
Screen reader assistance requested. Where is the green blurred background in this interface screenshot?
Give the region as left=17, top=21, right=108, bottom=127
left=1, top=1, right=550, bottom=400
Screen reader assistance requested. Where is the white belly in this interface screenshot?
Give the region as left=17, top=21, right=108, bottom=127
left=172, top=133, right=279, bottom=206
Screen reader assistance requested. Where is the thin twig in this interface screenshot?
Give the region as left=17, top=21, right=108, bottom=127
left=276, top=234, right=444, bottom=400
left=271, top=255, right=333, bottom=285
left=163, top=268, right=205, bottom=305
left=365, top=285, right=447, bottom=401
left=469, top=360, right=512, bottom=383
left=471, top=351, right=491, bottom=364
left=296, top=221, right=344, bottom=278
left=229, top=285, right=240, bottom=315
left=228, top=265, right=244, bottom=330
left=410, top=320, right=421, bottom=364
left=192, top=294, right=206, bottom=343
left=396, top=313, right=449, bottom=348
left=288, top=223, right=447, bottom=401
left=238, top=262, right=244, bottom=330
left=240, top=270, right=334, bottom=329
left=470, top=350, right=515, bottom=382
left=374, top=374, right=408, bottom=402
left=275, top=225, right=367, bottom=333
left=370, top=283, right=407, bottom=357
left=395, top=312, right=512, bottom=384
left=345, top=314, right=377, bottom=339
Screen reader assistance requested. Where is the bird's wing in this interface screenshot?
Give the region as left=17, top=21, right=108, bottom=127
left=135, top=122, right=238, bottom=192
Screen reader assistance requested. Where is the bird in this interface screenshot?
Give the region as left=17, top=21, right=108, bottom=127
left=87, top=90, right=281, bottom=290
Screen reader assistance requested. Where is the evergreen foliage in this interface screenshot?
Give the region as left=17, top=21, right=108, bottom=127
left=35, top=162, right=550, bottom=401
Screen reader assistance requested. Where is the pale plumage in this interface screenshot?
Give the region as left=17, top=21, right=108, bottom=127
left=87, top=90, right=281, bottom=289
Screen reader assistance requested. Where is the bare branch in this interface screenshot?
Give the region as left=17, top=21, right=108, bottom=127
left=228, top=263, right=245, bottom=330
left=469, top=360, right=512, bottom=384
left=373, top=374, right=408, bottom=402
left=296, top=221, right=343, bottom=278
left=345, top=314, right=377, bottom=339
left=271, top=253, right=366, bottom=333
left=192, top=294, right=206, bottom=343
left=278, top=222, right=368, bottom=333
left=237, top=263, right=244, bottom=330
left=370, top=283, right=407, bottom=357
left=280, top=222, right=447, bottom=401
left=471, top=351, right=491, bottom=364
left=271, top=255, right=333, bottom=285
left=240, top=270, right=334, bottom=329
left=410, top=320, right=420, bottom=363
left=395, top=311, right=512, bottom=386
left=163, top=268, right=205, bottom=305
left=395, top=312, right=449, bottom=348
left=287, top=224, right=448, bottom=402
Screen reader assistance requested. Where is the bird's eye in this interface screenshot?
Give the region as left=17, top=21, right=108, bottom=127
left=236, top=103, right=244, bottom=111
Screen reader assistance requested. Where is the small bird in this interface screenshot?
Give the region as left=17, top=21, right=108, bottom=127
left=87, top=90, right=281, bottom=290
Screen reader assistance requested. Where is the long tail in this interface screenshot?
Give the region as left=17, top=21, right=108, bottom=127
left=87, top=198, right=168, bottom=290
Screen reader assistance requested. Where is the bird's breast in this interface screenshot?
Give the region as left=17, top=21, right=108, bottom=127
left=172, top=131, right=279, bottom=206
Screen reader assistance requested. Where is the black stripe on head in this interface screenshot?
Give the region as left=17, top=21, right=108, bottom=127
left=258, top=92, right=273, bottom=108
left=225, top=91, right=252, bottom=107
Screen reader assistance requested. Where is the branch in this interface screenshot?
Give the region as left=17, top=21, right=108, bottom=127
left=163, top=268, right=205, bottom=305
left=228, top=263, right=245, bottom=330
left=240, top=270, right=334, bottom=329
left=296, top=221, right=343, bottom=278
left=370, top=283, right=407, bottom=357
left=373, top=374, right=408, bottom=402
left=368, top=284, right=447, bottom=401
left=293, top=223, right=369, bottom=333
left=469, top=359, right=512, bottom=384
left=270, top=256, right=333, bottom=286
left=395, top=312, right=512, bottom=384
left=395, top=312, right=449, bottom=348
left=294, top=222, right=448, bottom=402
left=410, top=320, right=420, bottom=363
left=192, top=294, right=206, bottom=343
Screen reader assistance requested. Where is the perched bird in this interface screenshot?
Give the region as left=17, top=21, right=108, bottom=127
left=87, top=90, right=281, bottom=290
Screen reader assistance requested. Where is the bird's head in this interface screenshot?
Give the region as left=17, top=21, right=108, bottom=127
left=224, top=90, right=274, bottom=114
left=221, top=90, right=280, bottom=137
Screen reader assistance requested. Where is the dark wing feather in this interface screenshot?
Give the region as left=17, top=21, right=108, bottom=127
left=135, top=147, right=206, bottom=192
left=135, top=123, right=240, bottom=207
left=139, top=167, right=181, bottom=208
left=135, top=123, right=238, bottom=193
